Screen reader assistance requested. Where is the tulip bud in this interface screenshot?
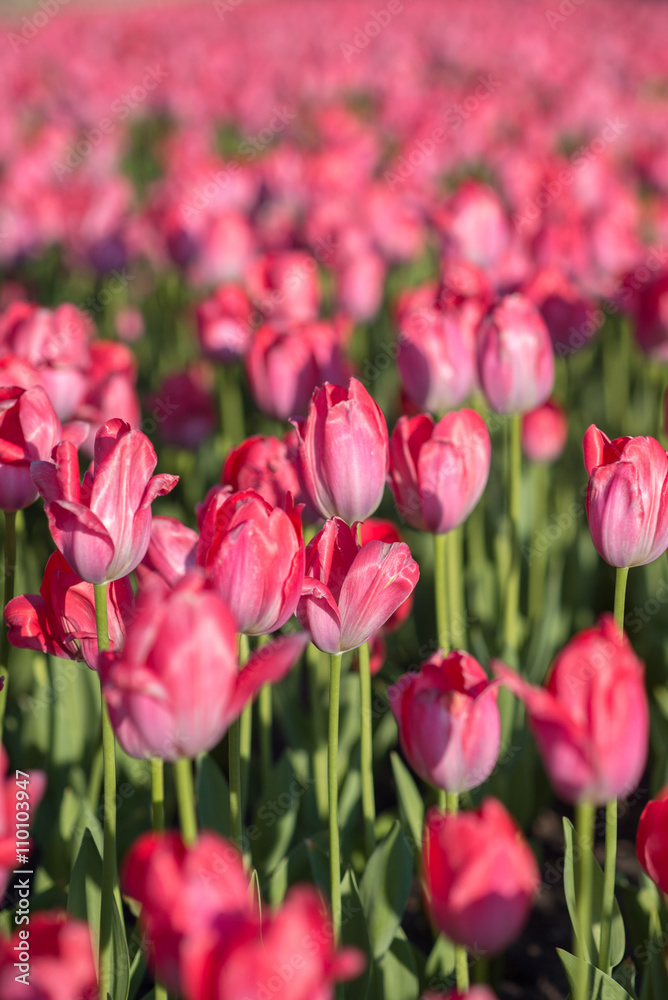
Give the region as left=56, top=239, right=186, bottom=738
left=521, top=400, right=568, bottom=464
left=389, top=409, right=491, bottom=534
left=636, top=788, right=668, bottom=894
left=476, top=293, right=555, bottom=414
left=389, top=651, right=500, bottom=793
left=422, top=798, right=539, bottom=954
left=583, top=424, right=668, bottom=568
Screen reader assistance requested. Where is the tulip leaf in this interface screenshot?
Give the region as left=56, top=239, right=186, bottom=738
left=563, top=817, right=625, bottom=968
left=359, top=820, right=412, bottom=960
left=557, top=949, right=635, bottom=1000
left=196, top=753, right=230, bottom=838
left=252, top=752, right=303, bottom=873
left=341, top=869, right=372, bottom=1000
left=390, top=752, right=424, bottom=856
left=424, top=933, right=456, bottom=990
left=373, top=929, right=420, bottom=1000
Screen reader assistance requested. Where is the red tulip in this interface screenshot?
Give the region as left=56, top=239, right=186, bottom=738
left=135, top=516, right=199, bottom=591
left=197, top=488, right=304, bottom=635
left=5, top=550, right=135, bottom=670
left=222, top=432, right=302, bottom=511
left=0, top=747, right=45, bottom=900
left=293, top=378, right=389, bottom=523
left=31, top=418, right=178, bottom=584
left=196, top=284, right=254, bottom=363
left=0, top=912, right=97, bottom=1000
left=0, top=386, right=66, bottom=511
left=297, top=517, right=419, bottom=654
left=389, top=410, right=491, bottom=534
left=476, top=294, right=555, bottom=414
left=397, top=302, right=476, bottom=415
left=422, top=799, right=539, bottom=954
left=583, top=425, right=668, bottom=568
left=494, top=615, right=648, bottom=804
left=389, top=651, right=500, bottom=793
left=100, top=571, right=308, bottom=760
left=636, top=788, right=668, bottom=894
left=521, top=400, right=568, bottom=464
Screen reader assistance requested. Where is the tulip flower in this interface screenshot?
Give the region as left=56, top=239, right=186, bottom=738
left=0, top=386, right=73, bottom=512
left=99, top=571, right=308, bottom=761
left=583, top=424, right=668, bottom=568
left=522, top=400, right=568, bottom=463
left=293, top=378, right=389, bottom=523
left=0, top=913, right=97, bottom=1000
left=31, top=418, right=178, bottom=584
left=422, top=798, right=539, bottom=954
left=388, top=410, right=491, bottom=534
left=196, top=284, right=254, bottom=363
left=494, top=614, right=648, bottom=804
left=75, top=341, right=141, bottom=456
left=476, top=293, right=555, bottom=414
left=389, top=651, right=500, bottom=793
left=396, top=302, right=476, bottom=414
left=5, top=550, right=135, bottom=670
left=297, top=517, right=419, bottom=654
left=147, top=364, right=217, bottom=449
left=246, top=250, right=320, bottom=326
left=222, top=432, right=302, bottom=511
left=359, top=519, right=413, bottom=634
left=0, top=747, right=46, bottom=899
left=636, top=788, right=668, bottom=894
left=135, top=516, right=198, bottom=591
left=197, top=487, right=304, bottom=635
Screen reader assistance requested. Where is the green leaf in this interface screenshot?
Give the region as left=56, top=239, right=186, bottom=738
left=252, top=752, right=304, bottom=873
left=359, top=821, right=412, bottom=960
left=424, top=934, right=456, bottom=993
left=563, top=817, right=625, bottom=968
left=196, top=754, right=230, bottom=838
left=373, top=929, right=420, bottom=1000
left=558, top=949, right=634, bottom=1000
left=390, top=752, right=424, bottom=855
left=341, top=869, right=372, bottom=1000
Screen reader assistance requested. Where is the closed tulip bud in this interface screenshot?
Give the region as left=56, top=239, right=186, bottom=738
left=0, top=913, right=97, bottom=1000
left=521, top=400, right=568, bottom=464
left=422, top=798, right=539, bottom=954
left=494, top=615, right=649, bottom=804
left=389, top=651, right=500, bottom=793
left=196, top=488, right=304, bottom=635
left=397, top=303, right=476, bottom=415
left=0, top=386, right=67, bottom=511
left=389, top=410, right=491, bottom=535
left=297, top=517, right=419, bottom=654
left=31, top=418, right=178, bottom=584
left=5, top=550, right=135, bottom=670
left=477, top=294, right=555, bottom=414
left=99, top=572, right=308, bottom=760
left=583, top=424, right=668, bottom=568
left=293, top=378, right=389, bottom=523
left=636, top=788, right=668, bottom=894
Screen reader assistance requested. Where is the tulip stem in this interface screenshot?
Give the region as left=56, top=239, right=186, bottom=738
left=150, top=758, right=168, bottom=1000
left=434, top=533, right=449, bottom=652
left=229, top=718, right=243, bottom=853
left=575, top=800, right=595, bottom=1000
left=445, top=791, right=469, bottom=991
left=95, top=582, right=117, bottom=1000
left=217, top=363, right=245, bottom=453
left=446, top=792, right=459, bottom=815
left=613, top=567, right=629, bottom=635
left=0, top=510, right=17, bottom=745
left=329, top=652, right=343, bottom=944
left=309, top=645, right=329, bottom=823
left=236, top=634, right=251, bottom=868
left=358, top=640, right=376, bottom=857
left=258, top=685, right=272, bottom=786
left=446, top=527, right=465, bottom=649
left=528, top=462, right=548, bottom=621
left=174, top=757, right=197, bottom=846
left=503, top=413, right=522, bottom=666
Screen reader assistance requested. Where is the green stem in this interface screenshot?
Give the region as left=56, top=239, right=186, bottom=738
left=235, top=634, right=250, bottom=867
left=446, top=791, right=468, bottom=992
left=503, top=413, right=522, bottom=666
left=229, top=717, right=243, bottom=853
left=597, top=566, right=630, bottom=974
left=358, top=641, right=376, bottom=857
left=0, top=510, right=17, bottom=743
left=87, top=742, right=104, bottom=812
left=173, top=757, right=197, bottom=846
left=446, top=527, right=465, bottom=649
left=437, top=788, right=446, bottom=811
left=446, top=791, right=459, bottom=816
left=309, top=645, right=329, bottom=823
left=258, top=684, right=273, bottom=787
left=329, top=652, right=343, bottom=944
left=528, top=462, right=549, bottom=621
left=575, top=801, right=595, bottom=1000
left=434, top=532, right=449, bottom=652
left=218, top=363, right=245, bottom=452
left=150, top=758, right=165, bottom=832
left=95, top=583, right=116, bottom=1000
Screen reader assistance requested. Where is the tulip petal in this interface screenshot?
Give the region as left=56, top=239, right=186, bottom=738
left=5, top=593, right=69, bottom=659
left=338, top=540, right=419, bottom=652
left=297, top=577, right=342, bottom=653
left=31, top=440, right=81, bottom=504
left=44, top=500, right=115, bottom=585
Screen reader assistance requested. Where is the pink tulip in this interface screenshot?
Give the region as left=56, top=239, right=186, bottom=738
left=389, top=410, right=491, bottom=534
left=583, top=425, right=668, bottom=568
left=0, top=386, right=65, bottom=511
left=5, top=550, right=135, bottom=670
left=494, top=614, right=649, bottom=804
left=397, top=302, right=477, bottom=415
left=476, top=294, right=555, bottom=414
left=135, top=516, right=198, bottom=591
left=422, top=799, right=539, bottom=954
left=197, top=488, right=304, bottom=636
left=297, top=517, right=419, bottom=654
left=31, top=418, right=178, bottom=584
left=0, top=913, right=97, bottom=1000
left=222, top=432, right=302, bottom=511
left=389, top=651, right=500, bottom=793
left=100, top=571, right=308, bottom=760
left=196, top=284, right=254, bottom=363
left=293, top=378, right=389, bottom=523
left=246, top=250, right=320, bottom=326
left=75, top=341, right=141, bottom=456
left=521, top=400, right=568, bottom=464
left=636, top=788, right=668, bottom=894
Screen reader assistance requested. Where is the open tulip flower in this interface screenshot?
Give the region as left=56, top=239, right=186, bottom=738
left=583, top=424, right=668, bottom=568
left=31, top=418, right=178, bottom=585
